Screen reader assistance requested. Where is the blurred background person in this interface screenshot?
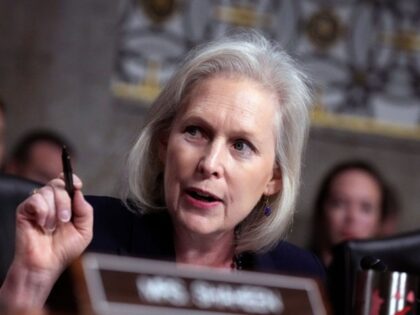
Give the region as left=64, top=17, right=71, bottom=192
left=309, top=160, right=400, bottom=267
left=4, top=129, right=74, bottom=184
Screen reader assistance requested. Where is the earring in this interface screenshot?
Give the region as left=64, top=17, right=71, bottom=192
left=263, top=196, right=272, bottom=217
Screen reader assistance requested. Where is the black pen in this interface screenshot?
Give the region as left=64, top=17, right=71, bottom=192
left=62, top=145, right=75, bottom=200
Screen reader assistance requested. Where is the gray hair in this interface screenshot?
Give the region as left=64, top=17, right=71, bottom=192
left=125, top=31, right=311, bottom=253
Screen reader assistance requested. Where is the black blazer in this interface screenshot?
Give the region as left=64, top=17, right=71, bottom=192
left=87, top=196, right=326, bottom=279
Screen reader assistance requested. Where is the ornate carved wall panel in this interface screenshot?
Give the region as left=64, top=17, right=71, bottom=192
left=113, top=0, right=420, bottom=139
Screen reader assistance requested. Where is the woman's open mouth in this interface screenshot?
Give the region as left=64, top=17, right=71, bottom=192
left=184, top=188, right=223, bottom=208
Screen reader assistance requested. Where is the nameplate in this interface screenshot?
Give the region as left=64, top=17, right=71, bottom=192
left=74, top=253, right=328, bottom=315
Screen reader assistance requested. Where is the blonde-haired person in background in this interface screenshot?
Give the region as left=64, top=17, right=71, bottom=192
left=0, top=31, right=325, bottom=310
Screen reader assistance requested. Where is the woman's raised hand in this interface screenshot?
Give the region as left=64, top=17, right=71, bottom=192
left=0, top=174, right=93, bottom=309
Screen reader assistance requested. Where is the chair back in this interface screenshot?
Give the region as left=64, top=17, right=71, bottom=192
left=328, top=231, right=420, bottom=314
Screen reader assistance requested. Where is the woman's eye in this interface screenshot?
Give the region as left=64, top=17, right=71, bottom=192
left=184, top=126, right=206, bottom=142
left=327, top=198, right=345, bottom=210
left=361, top=203, right=374, bottom=214
left=233, top=140, right=253, bottom=155
left=185, top=126, right=201, bottom=137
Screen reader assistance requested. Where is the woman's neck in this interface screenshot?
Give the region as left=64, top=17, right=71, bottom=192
left=173, top=227, right=235, bottom=269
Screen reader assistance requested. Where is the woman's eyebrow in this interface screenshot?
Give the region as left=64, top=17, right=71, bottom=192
left=180, top=114, right=211, bottom=128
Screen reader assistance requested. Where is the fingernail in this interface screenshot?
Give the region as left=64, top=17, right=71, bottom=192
left=59, top=209, right=71, bottom=222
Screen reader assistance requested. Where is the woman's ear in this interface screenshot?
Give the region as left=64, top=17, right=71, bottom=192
left=264, top=165, right=282, bottom=196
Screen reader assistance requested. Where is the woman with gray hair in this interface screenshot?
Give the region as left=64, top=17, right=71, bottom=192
left=0, top=31, right=324, bottom=310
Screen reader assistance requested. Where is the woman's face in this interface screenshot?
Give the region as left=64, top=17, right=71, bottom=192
left=324, top=169, right=382, bottom=246
left=159, top=75, right=282, bottom=237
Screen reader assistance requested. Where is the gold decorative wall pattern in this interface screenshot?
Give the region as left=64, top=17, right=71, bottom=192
left=113, top=0, right=420, bottom=139
left=111, top=0, right=188, bottom=106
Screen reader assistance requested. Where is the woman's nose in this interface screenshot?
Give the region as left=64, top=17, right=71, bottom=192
left=344, top=205, right=358, bottom=223
left=197, top=142, right=225, bottom=178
